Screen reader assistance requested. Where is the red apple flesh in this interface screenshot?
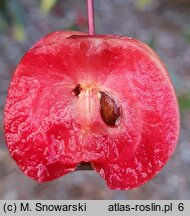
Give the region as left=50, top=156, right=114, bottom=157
left=4, top=31, right=179, bottom=190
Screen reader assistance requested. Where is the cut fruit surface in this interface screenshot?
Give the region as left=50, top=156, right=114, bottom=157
left=4, top=31, right=179, bottom=189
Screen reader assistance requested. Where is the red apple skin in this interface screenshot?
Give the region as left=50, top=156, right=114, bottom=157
left=4, top=31, right=179, bottom=190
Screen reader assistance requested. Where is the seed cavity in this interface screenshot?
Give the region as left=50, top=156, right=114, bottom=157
left=73, top=84, right=82, bottom=96
left=100, top=92, right=121, bottom=127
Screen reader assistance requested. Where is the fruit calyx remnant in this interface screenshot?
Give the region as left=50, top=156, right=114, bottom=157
left=100, top=92, right=121, bottom=127
left=73, top=84, right=82, bottom=96
left=75, top=162, right=92, bottom=171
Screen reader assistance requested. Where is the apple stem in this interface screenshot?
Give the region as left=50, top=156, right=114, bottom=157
left=87, top=0, right=95, bottom=35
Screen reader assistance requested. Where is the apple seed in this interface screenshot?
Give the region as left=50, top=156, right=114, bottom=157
left=73, top=84, right=82, bottom=96
left=100, top=92, right=121, bottom=126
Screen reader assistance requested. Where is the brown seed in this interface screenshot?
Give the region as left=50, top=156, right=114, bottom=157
left=73, top=84, right=82, bottom=96
left=100, top=92, right=121, bottom=126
